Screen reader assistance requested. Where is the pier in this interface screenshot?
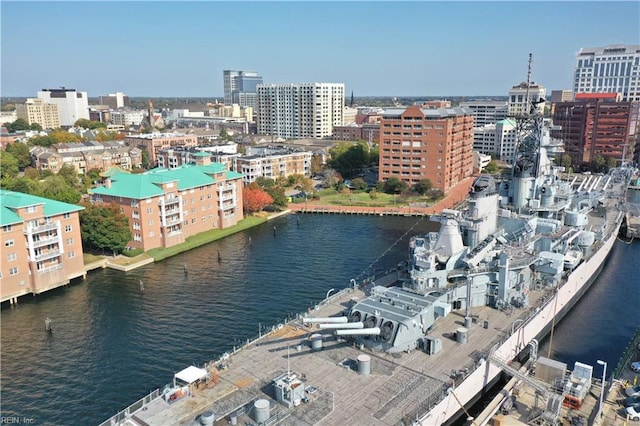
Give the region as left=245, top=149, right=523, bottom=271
left=625, top=185, right=640, bottom=239
left=288, top=176, right=476, bottom=217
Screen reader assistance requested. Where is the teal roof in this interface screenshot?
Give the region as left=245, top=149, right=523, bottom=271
left=90, top=163, right=243, bottom=200
left=0, top=189, right=84, bottom=226
left=497, top=118, right=517, bottom=126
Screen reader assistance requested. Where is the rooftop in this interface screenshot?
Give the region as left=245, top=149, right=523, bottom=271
left=90, top=164, right=242, bottom=199
left=0, top=189, right=84, bottom=226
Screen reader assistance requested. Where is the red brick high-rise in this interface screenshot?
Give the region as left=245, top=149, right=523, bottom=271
left=553, top=93, right=634, bottom=167
left=379, top=106, right=474, bottom=193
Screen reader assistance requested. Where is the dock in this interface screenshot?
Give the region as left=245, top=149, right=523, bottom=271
left=624, top=186, right=640, bottom=239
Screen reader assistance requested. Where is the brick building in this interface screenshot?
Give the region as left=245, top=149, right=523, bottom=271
left=379, top=106, right=474, bottom=193
left=552, top=93, right=634, bottom=166
left=124, top=133, right=199, bottom=166
left=89, top=155, right=243, bottom=251
left=332, top=124, right=380, bottom=143
left=1, top=190, right=85, bottom=304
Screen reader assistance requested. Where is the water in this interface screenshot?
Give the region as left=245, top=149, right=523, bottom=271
left=0, top=215, right=432, bottom=425
left=1, top=214, right=638, bottom=425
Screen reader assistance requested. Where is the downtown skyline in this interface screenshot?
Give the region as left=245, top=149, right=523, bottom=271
left=2, top=1, right=639, bottom=98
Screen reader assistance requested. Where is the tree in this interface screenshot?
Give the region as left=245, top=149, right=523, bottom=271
left=29, top=135, right=56, bottom=147
left=253, top=177, right=287, bottom=208
left=328, top=141, right=368, bottom=178
left=36, top=176, right=82, bottom=203
left=483, top=161, right=500, bottom=174
left=50, top=130, right=82, bottom=144
left=0, top=150, right=19, bottom=180
left=5, top=142, right=32, bottom=169
left=351, top=177, right=368, bottom=191
left=74, top=118, right=107, bottom=130
left=412, top=179, right=433, bottom=195
left=58, top=164, right=82, bottom=190
left=382, top=177, right=408, bottom=194
left=310, top=154, right=324, bottom=175
left=140, top=148, right=151, bottom=169
left=2, top=176, right=39, bottom=194
left=29, top=123, right=43, bottom=131
left=590, top=155, right=606, bottom=173
left=7, top=118, right=29, bottom=133
left=23, top=167, right=40, bottom=180
left=79, top=202, right=132, bottom=254
left=243, top=184, right=274, bottom=214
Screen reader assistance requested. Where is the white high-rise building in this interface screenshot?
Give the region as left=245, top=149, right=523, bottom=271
left=257, top=83, right=345, bottom=139
left=37, top=87, right=89, bottom=127
left=508, top=82, right=546, bottom=117
left=472, top=118, right=517, bottom=162
left=459, top=100, right=508, bottom=127
left=573, top=45, right=640, bottom=102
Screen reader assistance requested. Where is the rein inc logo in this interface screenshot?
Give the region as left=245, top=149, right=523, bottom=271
left=1, top=418, right=35, bottom=424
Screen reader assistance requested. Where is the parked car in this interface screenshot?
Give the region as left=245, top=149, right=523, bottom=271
left=626, top=395, right=640, bottom=407
left=631, top=361, right=640, bottom=373
left=627, top=405, right=640, bottom=421
left=628, top=385, right=640, bottom=398
left=305, top=385, right=318, bottom=394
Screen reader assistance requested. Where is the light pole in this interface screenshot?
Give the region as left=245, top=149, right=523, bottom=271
left=596, top=359, right=607, bottom=422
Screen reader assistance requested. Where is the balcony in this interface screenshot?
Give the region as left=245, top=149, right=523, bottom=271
left=161, top=197, right=180, bottom=206
left=32, top=249, right=62, bottom=262
left=37, top=263, right=63, bottom=274
left=220, top=201, right=236, bottom=210
left=220, top=192, right=235, bottom=202
left=31, top=234, right=59, bottom=248
left=24, top=221, right=58, bottom=234
left=163, top=216, right=182, bottom=227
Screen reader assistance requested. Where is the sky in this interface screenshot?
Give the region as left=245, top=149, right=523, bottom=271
left=1, top=1, right=639, bottom=98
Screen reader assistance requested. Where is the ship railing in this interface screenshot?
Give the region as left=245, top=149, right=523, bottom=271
left=98, top=388, right=161, bottom=426
left=208, top=272, right=389, bottom=366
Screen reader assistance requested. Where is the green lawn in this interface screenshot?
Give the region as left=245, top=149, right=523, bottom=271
left=307, top=189, right=439, bottom=207
left=83, top=253, right=103, bottom=265
left=147, top=216, right=268, bottom=261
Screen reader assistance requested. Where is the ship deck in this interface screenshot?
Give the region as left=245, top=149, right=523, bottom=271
left=124, top=287, right=548, bottom=426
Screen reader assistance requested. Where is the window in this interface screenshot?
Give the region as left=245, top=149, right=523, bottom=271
left=68, top=251, right=75, bottom=258
left=26, top=206, right=36, bottom=213
left=63, top=213, right=71, bottom=219
left=9, top=267, right=18, bottom=276
left=147, top=208, right=152, bottom=214
left=7, top=252, right=17, bottom=261
left=5, top=239, right=14, bottom=247
left=148, top=219, right=154, bottom=225
left=65, top=225, right=72, bottom=232
left=3, top=225, right=12, bottom=232
left=66, top=238, right=73, bottom=245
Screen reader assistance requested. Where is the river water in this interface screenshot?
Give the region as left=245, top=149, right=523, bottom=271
left=1, top=214, right=638, bottom=425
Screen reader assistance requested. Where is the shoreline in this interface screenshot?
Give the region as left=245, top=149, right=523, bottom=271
left=84, top=177, right=475, bottom=272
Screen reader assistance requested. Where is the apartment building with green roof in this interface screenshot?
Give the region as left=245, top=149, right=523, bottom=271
left=89, top=155, right=243, bottom=251
left=1, top=189, right=85, bottom=304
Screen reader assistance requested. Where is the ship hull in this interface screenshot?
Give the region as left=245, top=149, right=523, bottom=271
left=421, top=221, right=621, bottom=426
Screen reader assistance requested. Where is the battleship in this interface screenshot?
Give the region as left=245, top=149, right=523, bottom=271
left=101, top=99, right=635, bottom=425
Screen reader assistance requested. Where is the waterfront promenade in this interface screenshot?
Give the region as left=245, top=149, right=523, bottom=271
left=289, top=176, right=476, bottom=216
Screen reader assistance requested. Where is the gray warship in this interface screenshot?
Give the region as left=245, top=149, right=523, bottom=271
left=102, top=100, right=634, bottom=426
